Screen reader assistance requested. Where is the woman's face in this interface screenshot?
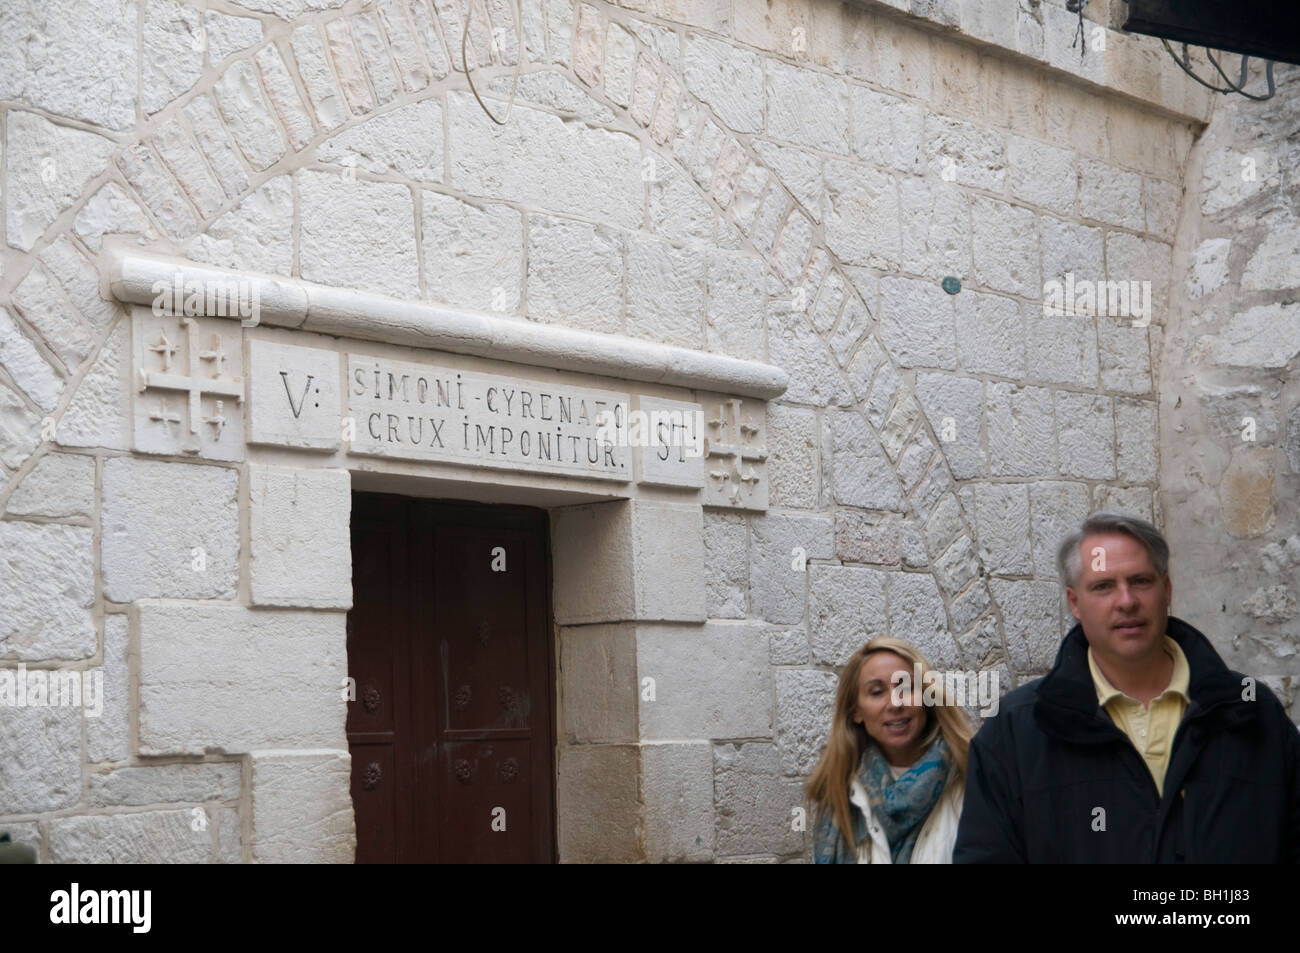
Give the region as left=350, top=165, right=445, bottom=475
left=852, top=651, right=928, bottom=767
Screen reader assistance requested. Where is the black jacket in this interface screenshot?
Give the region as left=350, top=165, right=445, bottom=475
left=954, top=616, right=1300, bottom=863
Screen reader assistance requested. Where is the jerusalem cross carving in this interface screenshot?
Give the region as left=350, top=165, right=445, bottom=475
left=702, top=397, right=768, bottom=510
left=131, top=307, right=244, bottom=461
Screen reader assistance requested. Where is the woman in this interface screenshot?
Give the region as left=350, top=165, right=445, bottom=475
left=808, top=637, right=975, bottom=863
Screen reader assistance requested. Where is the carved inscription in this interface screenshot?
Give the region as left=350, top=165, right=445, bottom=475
left=347, top=356, right=632, bottom=481
left=247, top=339, right=340, bottom=451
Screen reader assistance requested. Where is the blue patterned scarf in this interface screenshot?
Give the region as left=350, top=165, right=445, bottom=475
left=857, top=736, right=949, bottom=864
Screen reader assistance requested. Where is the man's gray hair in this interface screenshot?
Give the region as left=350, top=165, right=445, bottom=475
left=1056, top=512, right=1170, bottom=589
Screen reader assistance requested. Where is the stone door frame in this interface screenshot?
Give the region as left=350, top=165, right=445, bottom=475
left=108, top=250, right=785, bottom=862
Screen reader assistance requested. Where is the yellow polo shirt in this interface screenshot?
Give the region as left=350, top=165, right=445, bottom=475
left=1088, top=636, right=1190, bottom=797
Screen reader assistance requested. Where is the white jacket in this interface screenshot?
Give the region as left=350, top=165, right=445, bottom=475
left=848, top=769, right=965, bottom=864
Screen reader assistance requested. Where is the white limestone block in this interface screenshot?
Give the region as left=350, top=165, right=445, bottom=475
left=137, top=602, right=348, bottom=754
left=705, top=250, right=765, bottom=362
left=766, top=60, right=850, bottom=154
left=291, top=24, right=349, bottom=131
left=636, top=620, right=772, bottom=739
left=49, top=809, right=212, bottom=863
left=559, top=623, right=637, bottom=743
left=972, top=196, right=1040, bottom=297
left=1055, top=391, right=1116, bottom=480
left=825, top=408, right=905, bottom=509
left=879, top=276, right=958, bottom=369
left=10, top=265, right=93, bottom=370
left=526, top=215, right=624, bottom=333
left=888, top=570, right=957, bottom=666
left=808, top=563, right=888, bottom=664
left=216, top=806, right=242, bottom=862
left=0, top=0, right=138, bottom=131
left=1209, top=302, right=1300, bottom=369
left=0, top=703, right=81, bottom=814
left=851, top=86, right=925, bottom=174
left=5, top=109, right=117, bottom=250
left=188, top=175, right=294, bottom=276
left=56, top=321, right=130, bottom=451
left=990, top=578, right=1063, bottom=672
left=1079, top=157, right=1143, bottom=230
left=116, top=144, right=199, bottom=242
left=625, top=236, right=707, bottom=348
left=972, top=482, right=1032, bottom=575
left=448, top=91, right=642, bottom=230
left=204, top=10, right=263, bottom=64
left=5, top=452, right=94, bottom=519
left=1028, top=481, right=1092, bottom=579
left=249, top=465, right=352, bottom=608
left=955, top=292, right=1025, bottom=378
left=316, top=99, right=443, bottom=179
left=713, top=742, right=805, bottom=857
left=605, top=23, right=636, bottom=106
left=0, top=306, right=64, bottom=412
left=987, top=382, right=1056, bottom=477
left=749, top=511, right=834, bottom=625
left=152, top=119, right=228, bottom=219
left=1115, top=397, right=1157, bottom=483
left=774, top=669, right=837, bottom=775
left=73, top=182, right=158, bottom=252
left=0, top=381, right=42, bottom=472
left=212, top=60, right=286, bottom=172
left=552, top=499, right=706, bottom=624
left=642, top=742, right=714, bottom=861
left=39, top=237, right=119, bottom=329
left=183, top=95, right=250, bottom=199
left=421, top=191, right=522, bottom=314
left=899, top=176, right=972, bottom=281
left=89, top=761, right=241, bottom=806
left=250, top=750, right=355, bottom=863
left=298, top=170, right=418, bottom=298
left=684, top=32, right=763, bottom=134
left=0, top=521, right=95, bottom=661
left=143, top=0, right=204, bottom=114
left=821, top=159, right=900, bottom=268
left=101, top=457, right=239, bottom=602
left=1187, top=238, right=1231, bottom=299
left=254, top=43, right=314, bottom=152
left=1242, top=215, right=1300, bottom=292
left=86, top=614, right=130, bottom=763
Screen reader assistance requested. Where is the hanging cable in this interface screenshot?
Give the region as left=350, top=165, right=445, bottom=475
left=463, top=0, right=523, bottom=125
left=1161, top=40, right=1277, bottom=100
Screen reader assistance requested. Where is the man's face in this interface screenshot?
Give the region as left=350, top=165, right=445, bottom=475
left=1066, top=532, right=1172, bottom=668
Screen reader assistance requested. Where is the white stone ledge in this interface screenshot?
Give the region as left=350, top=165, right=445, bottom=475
left=851, top=0, right=1214, bottom=124
left=106, top=251, right=789, bottom=400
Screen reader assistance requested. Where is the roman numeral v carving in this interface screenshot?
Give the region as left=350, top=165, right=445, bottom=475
left=281, top=371, right=314, bottom=419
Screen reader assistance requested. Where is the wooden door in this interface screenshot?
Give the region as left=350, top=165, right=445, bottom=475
left=347, top=494, right=556, bottom=863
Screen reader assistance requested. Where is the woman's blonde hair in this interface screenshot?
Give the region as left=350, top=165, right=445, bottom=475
left=805, top=637, right=976, bottom=854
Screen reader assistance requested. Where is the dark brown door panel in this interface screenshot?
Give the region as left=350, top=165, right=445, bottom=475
left=348, top=493, right=556, bottom=863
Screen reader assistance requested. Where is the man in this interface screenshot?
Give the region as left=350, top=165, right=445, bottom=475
left=954, top=512, right=1300, bottom=863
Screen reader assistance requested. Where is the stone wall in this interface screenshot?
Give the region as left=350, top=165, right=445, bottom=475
left=0, top=0, right=1288, bottom=863
left=1161, top=64, right=1300, bottom=709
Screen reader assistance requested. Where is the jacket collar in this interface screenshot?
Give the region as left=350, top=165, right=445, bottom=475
left=1033, top=615, right=1254, bottom=743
